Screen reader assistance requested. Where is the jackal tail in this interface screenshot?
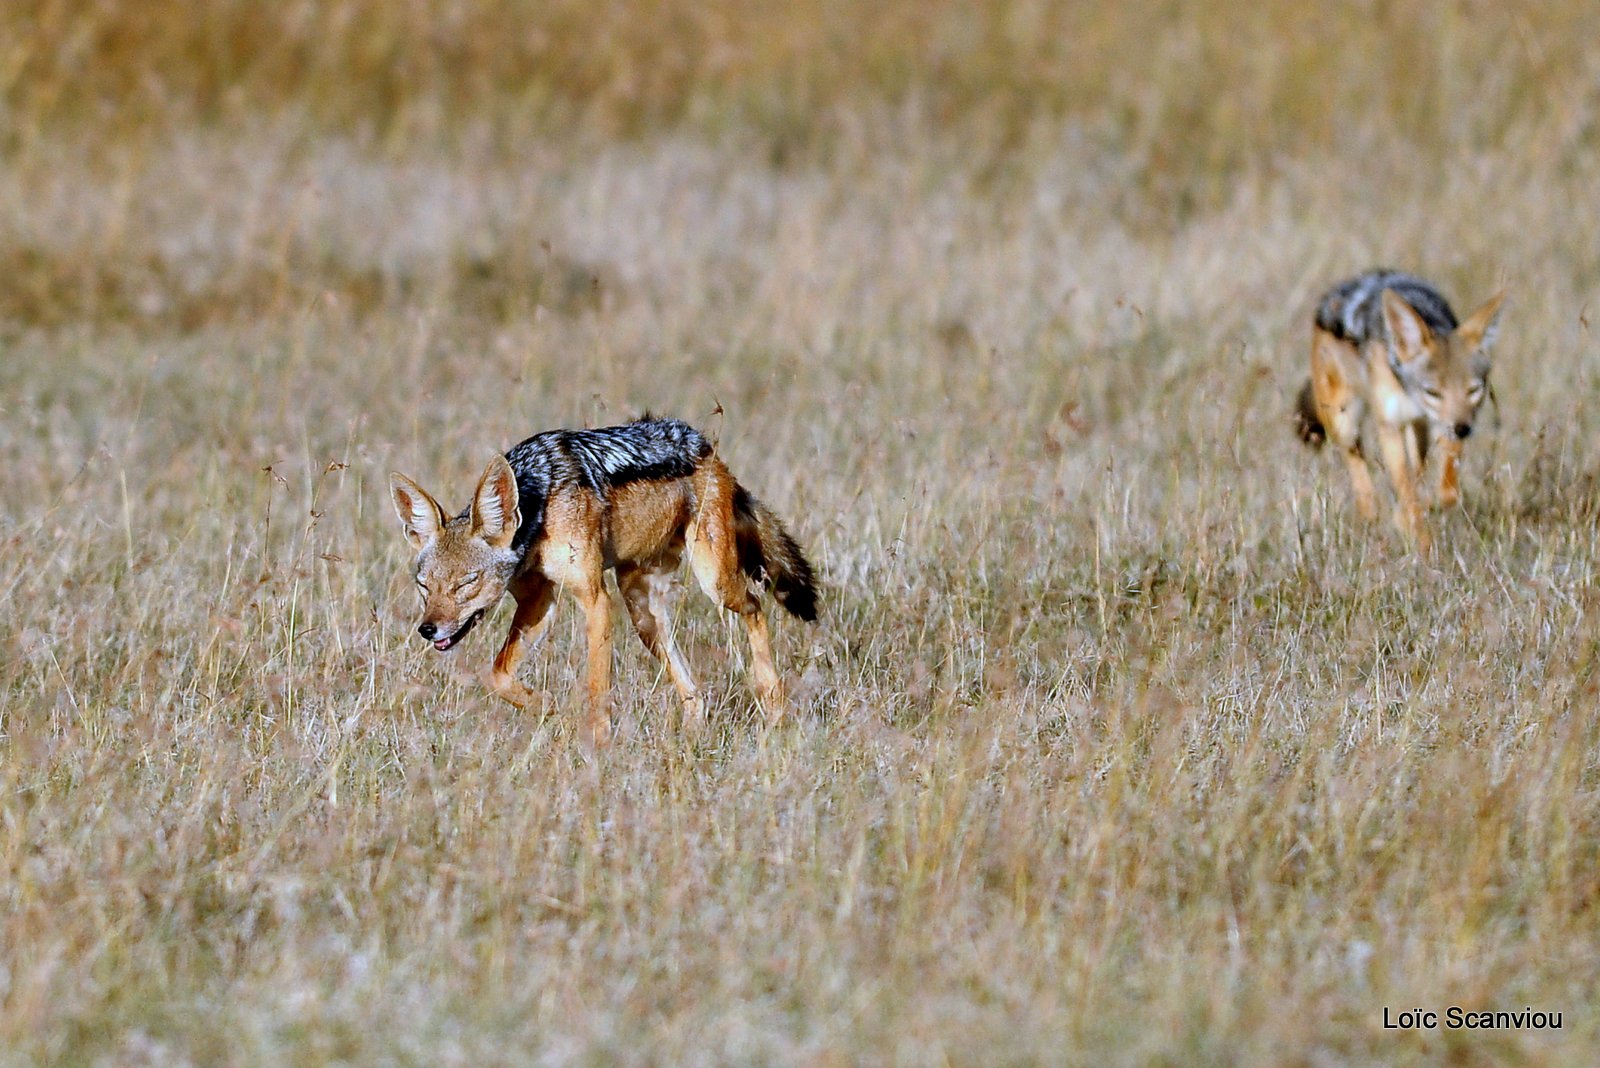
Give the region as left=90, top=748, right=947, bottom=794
left=1294, top=379, right=1326, bottom=449
left=731, top=485, right=819, bottom=621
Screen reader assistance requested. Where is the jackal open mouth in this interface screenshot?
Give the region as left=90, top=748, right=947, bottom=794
left=432, top=609, right=486, bottom=651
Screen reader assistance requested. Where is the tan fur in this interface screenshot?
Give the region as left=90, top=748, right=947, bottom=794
left=1306, top=288, right=1505, bottom=552
left=391, top=451, right=805, bottom=748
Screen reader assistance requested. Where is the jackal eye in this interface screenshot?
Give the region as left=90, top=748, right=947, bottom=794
left=1468, top=382, right=1485, bottom=400
left=453, top=572, right=482, bottom=594
left=1422, top=386, right=1443, bottom=400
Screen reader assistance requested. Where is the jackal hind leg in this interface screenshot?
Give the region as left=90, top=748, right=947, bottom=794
left=1310, top=328, right=1376, bottom=521
left=687, top=463, right=787, bottom=723
left=616, top=559, right=705, bottom=733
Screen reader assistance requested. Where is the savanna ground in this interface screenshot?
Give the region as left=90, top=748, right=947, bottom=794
left=3, top=1, right=1600, bottom=1063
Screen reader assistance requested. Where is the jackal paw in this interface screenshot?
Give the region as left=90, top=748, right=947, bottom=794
left=583, top=713, right=614, bottom=751
left=679, top=694, right=707, bottom=734
left=1394, top=510, right=1432, bottom=554
left=758, top=688, right=789, bottom=727
left=490, top=675, right=550, bottom=715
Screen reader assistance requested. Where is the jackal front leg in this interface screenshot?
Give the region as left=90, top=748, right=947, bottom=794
left=1342, top=447, right=1378, bottom=521
left=577, top=584, right=615, bottom=749
left=490, top=579, right=555, bottom=712
left=1434, top=435, right=1464, bottom=509
left=1378, top=421, right=1429, bottom=552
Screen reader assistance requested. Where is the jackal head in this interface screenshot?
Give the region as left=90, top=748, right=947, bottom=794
left=388, top=457, right=521, bottom=652
left=1382, top=287, right=1505, bottom=442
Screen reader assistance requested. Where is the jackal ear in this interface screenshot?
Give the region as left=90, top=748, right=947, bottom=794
left=471, top=455, right=520, bottom=549
left=390, top=473, right=446, bottom=549
left=1381, top=289, right=1432, bottom=363
left=1457, top=290, right=1506, bottom=354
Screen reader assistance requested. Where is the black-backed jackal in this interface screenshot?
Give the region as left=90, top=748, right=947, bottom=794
left=1295, top=269, right=1505, bottom=551
left=389, top=417, right=818, bottom=747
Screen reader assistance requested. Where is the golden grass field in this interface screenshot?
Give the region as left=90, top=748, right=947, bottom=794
left=3, top=1, right=1600, bottom=1063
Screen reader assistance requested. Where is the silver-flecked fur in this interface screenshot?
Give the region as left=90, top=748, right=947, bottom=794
left=1314, top=269, right=1459, bottom=349
left=490, top=417, right=712, bottom=555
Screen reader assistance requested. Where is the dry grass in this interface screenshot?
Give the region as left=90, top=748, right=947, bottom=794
left=3, top=2, right=1600, bottom=1064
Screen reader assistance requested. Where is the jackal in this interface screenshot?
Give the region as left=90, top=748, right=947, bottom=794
left=389, top=417, right=817, bottom=747
left=1295, top=269, right=1504, bottom=551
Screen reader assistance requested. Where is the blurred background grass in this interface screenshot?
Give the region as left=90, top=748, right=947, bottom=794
left=5, top=0, right=1598, bottom=336
left=6, top=1, right=1595, bottom=177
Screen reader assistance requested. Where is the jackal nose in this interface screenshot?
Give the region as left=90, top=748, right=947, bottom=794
left=1454, top=423, right=1473, bottom=440
left=418, top=621, right=438, bottom=640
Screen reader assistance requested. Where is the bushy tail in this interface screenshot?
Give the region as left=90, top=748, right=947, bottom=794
left=731, top=485, right=819, bottom=621
left=1294, top=379, right=1326, bottom=449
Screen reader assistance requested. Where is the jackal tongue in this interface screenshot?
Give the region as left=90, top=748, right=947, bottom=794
left=430, top=609, right=483, bottom=652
